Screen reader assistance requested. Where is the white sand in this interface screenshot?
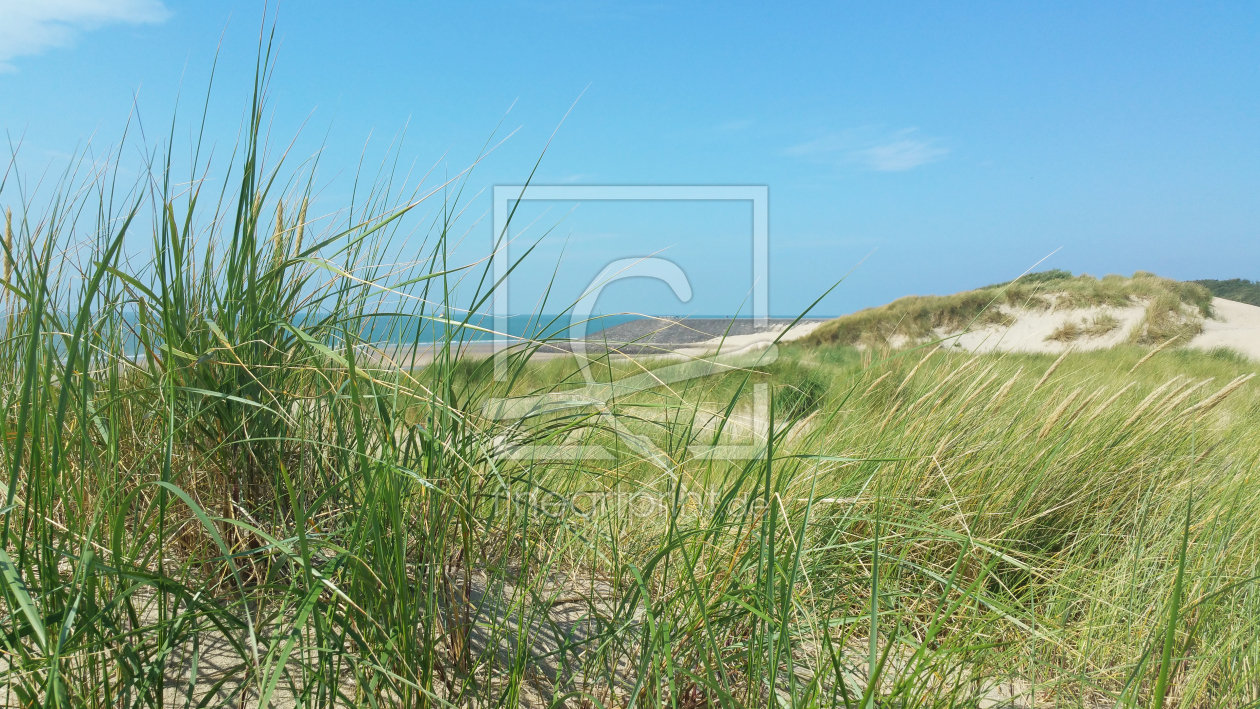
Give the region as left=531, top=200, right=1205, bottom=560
left=947, top=304, right=1148, bottom=355
left=932, top=297, right=1260, bottom=361
left=1189, top=298, right=1260, bottom=360
left=671, top=320, right=825, bottom=358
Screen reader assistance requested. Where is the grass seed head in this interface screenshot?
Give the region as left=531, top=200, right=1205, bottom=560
left=1033, top=349, right=1071, bottom=392
left=895, top=345, right=940, bottom=395
left=1086, top=381, right=1137, bottom=424
left=1129, top=335, right=1180, bottom=373
left=1159, top=378, right=1214, bottom=416
left=1124, top=376, right=1184, bottom=428
left=1183, top=373, right=1257, bottom=417
left=986, top=366, right=1023, bottom=412
left=294, top=198, right=308, bottom=256
left=861, top=371, right=893, bottom=399
left=1039, top=387, right=1084, bottom=440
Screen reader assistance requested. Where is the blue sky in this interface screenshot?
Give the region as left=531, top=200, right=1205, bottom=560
left=1, top=1, right=1257, bottom=317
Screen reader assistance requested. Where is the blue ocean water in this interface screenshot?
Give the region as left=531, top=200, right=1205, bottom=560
left=101, top=311, right=790, bottom=358
left=357, top=312, right=645, bottom=344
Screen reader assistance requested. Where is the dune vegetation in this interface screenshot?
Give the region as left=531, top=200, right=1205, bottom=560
left=1193, top=279, right=1260, bottom=307
left=804, top=269, right=1214, bottom=349
left=2, top=54, right=1260, bottom=709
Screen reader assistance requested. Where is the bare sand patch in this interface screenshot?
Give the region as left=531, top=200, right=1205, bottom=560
left=946, top=303, right=1147, bottom=354
left=1189, top=298, right=1260, bottom=360
left=915, top=297, right=1260, bottom=361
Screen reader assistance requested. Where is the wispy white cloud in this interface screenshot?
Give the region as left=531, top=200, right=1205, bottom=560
left=859, top=137, right=948, bottom=171
left=784, top=128, right=948, bottom=172
left=0, top=0, right=170, bottom=72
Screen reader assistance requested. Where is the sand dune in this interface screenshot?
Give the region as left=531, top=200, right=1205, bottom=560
left=944, top=297, right=1260, bottom=360
left=947, top=303, right=1147, bottom=355
left=1190, top=298, right=1260, bottom=360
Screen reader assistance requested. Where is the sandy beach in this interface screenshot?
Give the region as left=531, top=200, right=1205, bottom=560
left=354, top=317, right=829, bottom=366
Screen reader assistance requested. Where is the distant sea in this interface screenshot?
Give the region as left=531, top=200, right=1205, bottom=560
left=103, top=312, right=815, bottom=358
left=356, top=313, right=801, bottom=345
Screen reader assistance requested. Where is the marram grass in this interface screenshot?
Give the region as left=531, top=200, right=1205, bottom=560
left=1, top=56, right=1259, bottom=709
